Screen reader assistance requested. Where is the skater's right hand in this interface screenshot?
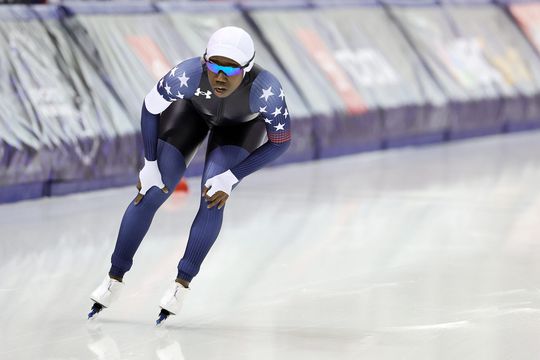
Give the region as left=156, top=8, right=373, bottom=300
left=134, top=159, right=169, bottom=205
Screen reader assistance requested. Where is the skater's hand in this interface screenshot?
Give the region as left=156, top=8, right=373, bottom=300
left=202, top=187, right=229, bottom=209
left=203, top=170, right=239, bottom=210
left=134, top=159, right=168, bottom=205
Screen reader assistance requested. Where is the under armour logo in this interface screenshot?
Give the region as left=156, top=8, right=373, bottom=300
left=195, top=88, right=212, bottom=99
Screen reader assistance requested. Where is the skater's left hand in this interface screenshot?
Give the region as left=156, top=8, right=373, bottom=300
left=203, top=170, right=239, bottom=209
left=203, top=187, right=228, bottom=209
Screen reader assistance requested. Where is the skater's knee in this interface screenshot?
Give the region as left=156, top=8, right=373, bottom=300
left=161, top=172, right=182, bottom=193
left=198, top=197, right=226, bottom=213
left=137, top=187, right=170, bottom=209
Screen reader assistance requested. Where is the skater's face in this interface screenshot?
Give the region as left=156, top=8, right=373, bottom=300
left=206, top=56, right=244, bottom=98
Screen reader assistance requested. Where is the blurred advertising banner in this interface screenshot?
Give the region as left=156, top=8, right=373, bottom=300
left=60, top=1, right=201, bottom=178
left=444, top=2, right=540, bottom=132
left=0, top=5, right=138, bottom=202
left=61, top=1, right=192, bottom=121
left=125, top=35, right=172, bottom=80
left=37, top=4, right=139, bottom=194
left=249, top=6, right=383, bottom=157
left=311, top=3, right=449, bottom=147
left=507, top=1, right=540, bottom=128
left=294, top=28, right=368, bottom=115
left=388, top=1, right=540, bottom=137
left=508, top=2, right=540, bottom=51
left=249, top=3, right=450, bottom=156
left=0, top=6, right=50, bottom=200
left=157, top=1, right=315, bottom=167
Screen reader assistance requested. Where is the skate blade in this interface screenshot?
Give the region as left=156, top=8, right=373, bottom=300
left=156, top=308, right=171, bottom=327
left=156, top=314, right=168, bottom=327
left=88, top=311, right=99, bottom=320
left=88, top=303, right=104, bottom=320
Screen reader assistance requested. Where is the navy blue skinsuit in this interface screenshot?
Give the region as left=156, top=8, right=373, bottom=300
left=109, top=57, right=291, bottom=282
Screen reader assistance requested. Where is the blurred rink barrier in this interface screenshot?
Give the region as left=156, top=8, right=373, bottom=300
left=387, top=0, right=540, bottom=138
left=1, top=0, right=540, bottom=204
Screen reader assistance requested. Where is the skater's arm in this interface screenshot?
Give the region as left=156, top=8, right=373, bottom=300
left=141, top=57, right=204, bottom=160
left=140, top=101, right=160, bottom=161
left=134, top=58, right=203, bottom=204
left=229, top=71, right=291, bottom=180
left=229, top=136, right=290, bottom=180
left=202, top=72, right=290, bottom=209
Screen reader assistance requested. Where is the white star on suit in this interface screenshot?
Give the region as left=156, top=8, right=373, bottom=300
left=279, top=88, right=285, bottom=100
left=159, top=78, right=164, bottom=88
left=272, top=107, right=282, bottom=118
left=260, top=86, right=274, bottom=101
left=283, top=108, right=289, bottom=118
left=259, top=106, right=267, bottom=113
left=164, top=83, right=172, bottom=95
left=178, top=72, right=190, bottom=87
left=176, top=91, right=184, bottom=99
left=274, top=123, right=285, bottom=131
left=169, top=66, right=178, bottom=77
left=264, top=118, right=273, bottom=124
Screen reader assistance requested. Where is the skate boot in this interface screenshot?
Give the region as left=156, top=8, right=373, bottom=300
left=156, top=282, right=190, bottom=326
left=88, top=277, right=125, bottom=320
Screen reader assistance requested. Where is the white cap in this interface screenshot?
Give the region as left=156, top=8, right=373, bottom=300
left=205, top=26, right=255, bottom=72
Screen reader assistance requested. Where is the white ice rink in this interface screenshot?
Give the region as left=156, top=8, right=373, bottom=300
left=1, top=131, right=540, bottom=360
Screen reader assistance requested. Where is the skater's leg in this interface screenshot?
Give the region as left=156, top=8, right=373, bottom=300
left=157, top=119, right=266, bottom=323
left=90, top=101, right=209, bottom=319
left=109, top=140, right=186, bottom=279
left=109, top=100, right=209, bottom=280
left=176, top=120, right=267, bottom=284
left=157, top=145, right=251, bottom=323
left=176, top=145, right=250, bottom=283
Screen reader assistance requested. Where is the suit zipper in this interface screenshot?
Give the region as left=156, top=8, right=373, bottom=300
left=216, top=98, right=224, bottom=123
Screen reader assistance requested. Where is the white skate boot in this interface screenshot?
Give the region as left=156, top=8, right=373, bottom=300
left=156, top=282, right=190, bottom=326
left=88, top=277, right=125, bottom=320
